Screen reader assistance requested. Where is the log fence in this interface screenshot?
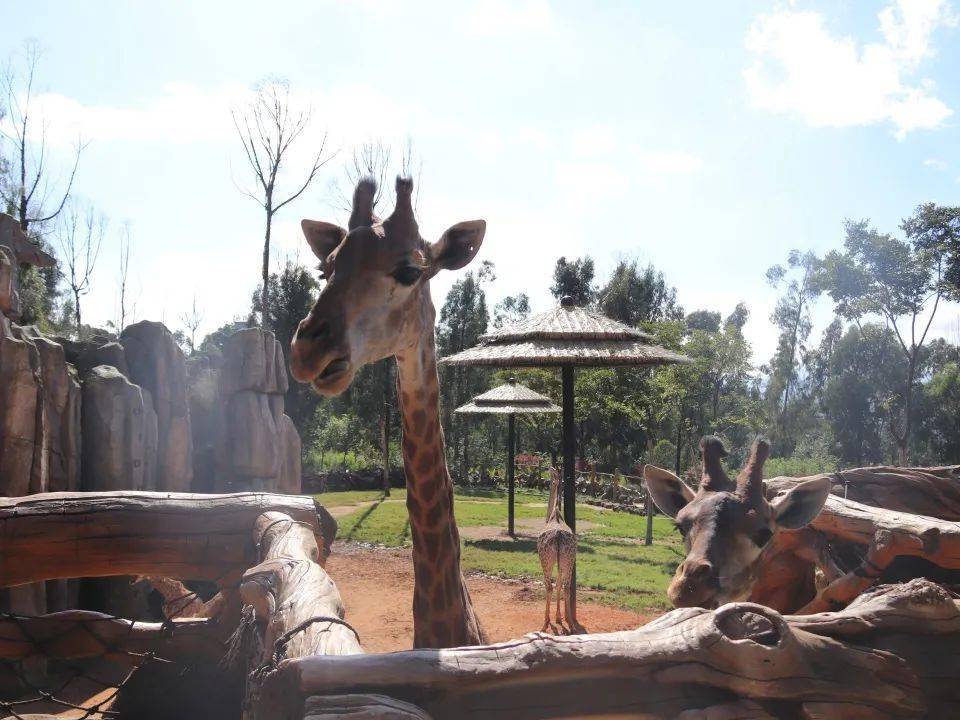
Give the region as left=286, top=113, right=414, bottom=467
left=0, top=479, right=958, bottom=719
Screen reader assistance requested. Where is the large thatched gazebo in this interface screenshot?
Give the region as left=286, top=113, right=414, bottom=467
left=441, top=296, right=689, bottom=615
left=455, top=377, right=560, bottom=536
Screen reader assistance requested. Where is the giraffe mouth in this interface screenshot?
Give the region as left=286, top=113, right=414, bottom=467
left=311, top=357, right=351, bottom=393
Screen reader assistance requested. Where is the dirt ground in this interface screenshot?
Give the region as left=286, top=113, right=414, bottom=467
left=327, top=540, right=656, bottom=652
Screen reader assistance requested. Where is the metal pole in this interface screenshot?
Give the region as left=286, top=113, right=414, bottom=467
left=507, top=413, right=516, bottom=537
left=561, top=364, right=576, bottom=620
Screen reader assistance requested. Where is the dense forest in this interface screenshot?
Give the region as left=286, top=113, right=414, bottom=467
left=5, top=48, right=960, bottom=482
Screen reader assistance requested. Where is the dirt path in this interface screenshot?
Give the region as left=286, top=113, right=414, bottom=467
left=327, top=541, right=656, bottom=652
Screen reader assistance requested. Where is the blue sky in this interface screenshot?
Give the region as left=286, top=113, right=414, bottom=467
left=3, top=0, right=959, bottom=361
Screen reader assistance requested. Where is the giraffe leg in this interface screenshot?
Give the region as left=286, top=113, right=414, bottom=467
left=565, top=571, right=586, bottom=635
left=541, top=575, right=553, bottom=632
left=555, top=570, right=566, bottom=631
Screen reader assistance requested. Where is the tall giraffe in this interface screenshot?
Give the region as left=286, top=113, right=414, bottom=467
left=290, top=177, right=486, bottom=648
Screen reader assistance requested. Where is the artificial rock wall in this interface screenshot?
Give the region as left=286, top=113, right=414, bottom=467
left=0, top=219, right=302, bottom=638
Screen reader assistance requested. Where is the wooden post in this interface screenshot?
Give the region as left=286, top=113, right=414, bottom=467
left=561, top=364, right=576, bottom=620
left=507, top=413, right=516, bottom=537
left=242, top=511, right=362, bottom=719
left=644, top=482, right=654, bottom=546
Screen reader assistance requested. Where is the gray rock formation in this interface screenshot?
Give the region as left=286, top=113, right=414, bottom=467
left=81, top=365, right=158, bottom=491
left=208, top=328, right=301, bottom=493
left=18, top=326, right=82, bottom=493
left=0, top=320, right=81, bottom=496
left=121, top=321, right=193, bottom=491
left=0, top=317, right=42, bottom=495
left=0, top=244, right=19, bottom=318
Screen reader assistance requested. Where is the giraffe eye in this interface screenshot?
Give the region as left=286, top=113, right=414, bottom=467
left=393, top=266, right=423, bottom=286
left=753, top=528, right=773, bottom=547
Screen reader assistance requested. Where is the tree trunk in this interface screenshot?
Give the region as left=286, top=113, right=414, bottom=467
left=0, top=491, right=337, bottom=588
left=259, top=579, right=957, bottom=719
left=261, top=201, right=273, bottom=329
left=73, top=288, right=81, bottom=336
left=899, top=354, right=917, bottom=465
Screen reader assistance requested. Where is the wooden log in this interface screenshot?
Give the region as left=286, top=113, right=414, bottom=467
left=258, top=580, right=960, bottom=719
left=134, top=575, right=231, bottom=620
left=760, top=475, right=960, bottom=613
left=768, top=465, right=960, bottom=520
left=303, top=694, right=432, bottom=719
left=0, top=491, right=337, bottom=588
left=0, top=610, right=223, bottom=662
left=240, top=511, right=363, bottom=720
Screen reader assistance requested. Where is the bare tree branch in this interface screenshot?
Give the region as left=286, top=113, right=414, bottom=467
left=56, top=199, right=104, bottom=337
left=231, top=78, right=330, bottom=327
left=1, top=41, right=84, bottom=235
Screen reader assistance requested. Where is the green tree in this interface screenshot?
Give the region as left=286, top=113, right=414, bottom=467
left=436, top=261, right=494, bottom=478
left=550, top=256, right=595, bottom=306
left=902, top=203, right=960, bottom=293
left=598, top=259, right=683, bottom=326
left=764, top=250, right=822, bottom=451
left=819, top=323, right=903, bottom=465
left=250, top=260, right=321, bottom=431
left=819, top=212, right=956, bottom=464
left=492, top=293, right=530, bottom=329
left=685, top=310, right=720, bottom=333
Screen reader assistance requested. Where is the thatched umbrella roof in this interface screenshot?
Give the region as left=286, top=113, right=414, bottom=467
left=454, top=378, right=561, bottom=415
left=442, top=299, right=688, bottom=368
left=440, top=296, right=690, bottom=562
left=454, top=378, right=558, bottom=536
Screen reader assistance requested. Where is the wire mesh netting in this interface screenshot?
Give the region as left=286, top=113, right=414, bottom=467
left=1, top=577, right=238, bottom=720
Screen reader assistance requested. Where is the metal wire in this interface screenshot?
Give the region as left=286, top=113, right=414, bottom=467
left=0, top=570, right=239, bottom=720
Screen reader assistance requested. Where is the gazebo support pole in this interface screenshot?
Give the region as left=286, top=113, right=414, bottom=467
left=561, top=365, right=577, bottom=621
left=507, top=413, right=516, bottom=537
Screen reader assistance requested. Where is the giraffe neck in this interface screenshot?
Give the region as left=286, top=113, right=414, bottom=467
left=546, top=477, right=562, bottom=523
left=395, top=299, right=483, bottom=649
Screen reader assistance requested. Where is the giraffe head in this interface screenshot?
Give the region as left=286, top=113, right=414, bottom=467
left=644, top=436, right=830, bottom=609
left=290, top=177, right=486, bottom=395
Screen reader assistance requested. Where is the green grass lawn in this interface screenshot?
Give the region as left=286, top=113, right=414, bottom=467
left=315, top=487, right=683, bottom=612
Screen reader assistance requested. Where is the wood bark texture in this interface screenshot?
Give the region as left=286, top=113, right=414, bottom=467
left=260, top=579, right=958, bottom=720
left=0, top=491, right=337, bottom=588
left=240, top=511, right=368, bottom=720
left=762, top=472, right=960, bottom=613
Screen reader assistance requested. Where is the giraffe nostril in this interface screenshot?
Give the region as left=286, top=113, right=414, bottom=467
left=299, top=318, right=330, bottom=342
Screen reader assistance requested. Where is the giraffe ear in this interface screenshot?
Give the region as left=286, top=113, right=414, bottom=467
left=643, top=464, right=695, bottom=519
left=429, top=220, right=486, bottom=272
left=301, top=220, right=346, bottom=262
left=771, top=477, right=831, bottom=530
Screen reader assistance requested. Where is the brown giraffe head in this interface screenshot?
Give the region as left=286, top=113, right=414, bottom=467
left=290, top=177, right=486, bottom=394
left=644, top=436, right=830, bottom=609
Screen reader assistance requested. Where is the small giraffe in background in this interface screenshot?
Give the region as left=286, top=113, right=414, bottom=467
left=537, top=468, right=583, bottom=634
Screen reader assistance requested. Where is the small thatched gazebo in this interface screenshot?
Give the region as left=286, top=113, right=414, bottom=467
left=455, top=378, right=560, bottom=536
left=442, top=296, right=689, bottom=616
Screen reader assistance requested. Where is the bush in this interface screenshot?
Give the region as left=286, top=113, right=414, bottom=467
left=645, top=439, right=677, bottom=470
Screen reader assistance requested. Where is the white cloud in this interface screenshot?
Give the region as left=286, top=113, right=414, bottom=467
left=8, top=82, right=424, bottom=152
left=924, top=157, right=947, bottom=169
left=744, top=0, right=957, bottom=138
left=464, top=0, right=553, bottom=35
